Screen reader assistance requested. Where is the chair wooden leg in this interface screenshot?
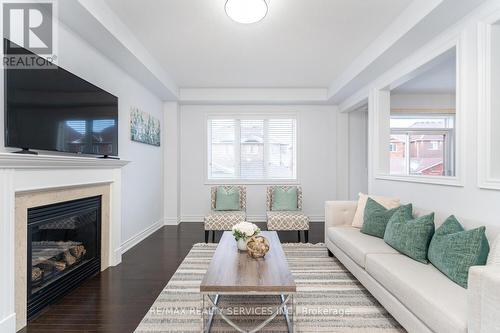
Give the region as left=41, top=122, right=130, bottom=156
left=205, top=231, right=209, bottom=243
left=297, top=230, right=301, bottom=243
left=304, top=230, right=309, bottom=243
left=212, top=231, right=216, bottom=243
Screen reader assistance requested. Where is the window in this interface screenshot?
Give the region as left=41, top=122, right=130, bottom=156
left=390, top=115, right=455, bottom=176
left=208, top=116, right=297, bottom=181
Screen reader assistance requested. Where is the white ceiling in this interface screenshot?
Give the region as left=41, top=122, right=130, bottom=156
left=393, top=54, right=456, bottom=94
left=103, top=0, right=412, bottom=88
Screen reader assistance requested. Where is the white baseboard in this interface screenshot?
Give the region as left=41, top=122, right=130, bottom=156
left=306, top=215, right=325, bottom=222
left=180, top=215, right=204, bottom=223
left=0, top=313, right=16, bottom=333
left=164, top=217, right=180, bottom=225
left=180, top=215, right=325, bottom=223
left=112, top=247, right=122, bottom=266
left=120, top=219, right=164, bottom=254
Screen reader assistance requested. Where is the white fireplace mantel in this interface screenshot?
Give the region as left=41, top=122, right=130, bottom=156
left=0, top=153, right=129, bottom=169
left=0, top=153, right=130, bottom=333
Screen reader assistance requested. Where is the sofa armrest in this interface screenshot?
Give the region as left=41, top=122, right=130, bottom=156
left=468, top=265, right=500, bottom=333
left=324, top=201, right=357, bottom=230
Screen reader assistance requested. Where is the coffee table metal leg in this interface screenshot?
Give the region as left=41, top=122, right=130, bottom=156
left=205, top=294, right=292, bottom=333
left=204, top=294, right=219, bottom=333
left=280, top=294, right=293, bottom=333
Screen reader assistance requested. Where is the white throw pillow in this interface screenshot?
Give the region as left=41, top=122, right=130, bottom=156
left=351, top=193, right=401, bottom=228
left=487, top=236, right=500, bottom=266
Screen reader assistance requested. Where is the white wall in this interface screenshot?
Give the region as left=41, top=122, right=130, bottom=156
left=366, top=7, right=500, bottom=229
left=348, top=110, right=368, bottom=199
left=0, top=23, right=164, bottom=246
left=179, top=105, right=338, bottom=222
left=390, top=94, right=456, bottom=109
left=163, top=102, right=181, bottom=225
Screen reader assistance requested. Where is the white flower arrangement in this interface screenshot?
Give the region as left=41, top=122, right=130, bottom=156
left=231, top=222, right=260, bottom=241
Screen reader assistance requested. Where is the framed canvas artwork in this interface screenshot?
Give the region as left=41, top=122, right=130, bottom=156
left=130, top=107, right=161, bottom=146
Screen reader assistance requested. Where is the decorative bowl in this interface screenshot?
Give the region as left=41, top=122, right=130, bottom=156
left=246, top=236, right=270, bottom=259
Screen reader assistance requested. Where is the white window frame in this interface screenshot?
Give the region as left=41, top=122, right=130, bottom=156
left=205, top=113, right=299, bottom=184
left=390, top=128, right=455, bottom=177
left=370, top=40, right=464, bottom=187
left=478, top=9, right=500, bottom=190
left=390, top=114, right=456, bottom=177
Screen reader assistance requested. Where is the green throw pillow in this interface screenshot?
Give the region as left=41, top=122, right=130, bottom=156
left=384, top=210, right=435, bottom=264
left=428, top=216, right=490, bottom=288
left=272, top=187, right=298, bottom=211
left=361, top=198, right=412, bottom=238
left=215, top=187, right=240, bottom=211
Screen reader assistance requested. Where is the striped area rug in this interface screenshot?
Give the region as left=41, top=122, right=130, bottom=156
left=135, top=243, right=405, bottom=333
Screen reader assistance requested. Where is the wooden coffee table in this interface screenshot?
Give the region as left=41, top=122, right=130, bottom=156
left=200, top=231, right=296, bottom=333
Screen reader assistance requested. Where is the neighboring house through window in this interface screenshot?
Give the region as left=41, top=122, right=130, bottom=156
left=389, top=115, right=455, bottom=176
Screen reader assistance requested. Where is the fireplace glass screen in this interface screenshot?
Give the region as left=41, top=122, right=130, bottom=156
left=27, top=196, right=101, bottom=319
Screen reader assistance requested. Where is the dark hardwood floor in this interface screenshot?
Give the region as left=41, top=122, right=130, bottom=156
left=22, top=222, right=324, bottom=333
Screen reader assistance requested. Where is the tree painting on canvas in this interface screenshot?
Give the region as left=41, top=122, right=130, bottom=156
left=130, top=107, right=161, bottom=146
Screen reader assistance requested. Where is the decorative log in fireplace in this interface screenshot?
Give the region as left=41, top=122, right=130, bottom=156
left=27, top=196, right=101, bottom=320
left=31, top=241, right=87, bottom=286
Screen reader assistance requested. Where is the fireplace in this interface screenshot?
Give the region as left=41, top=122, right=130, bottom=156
left=27, top=196, right=102, bottom=320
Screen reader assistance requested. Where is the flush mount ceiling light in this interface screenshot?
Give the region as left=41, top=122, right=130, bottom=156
left=225, top=0, right=268, bottom=24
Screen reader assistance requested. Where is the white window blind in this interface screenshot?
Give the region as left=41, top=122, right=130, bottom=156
left=208, top=116, right=297, bottom=181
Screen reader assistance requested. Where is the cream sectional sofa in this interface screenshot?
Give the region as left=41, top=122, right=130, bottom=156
left=324, top=201, right=500, bottom=333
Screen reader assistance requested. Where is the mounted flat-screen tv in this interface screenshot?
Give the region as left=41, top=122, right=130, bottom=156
left=4, top=39, right=119, bottom=156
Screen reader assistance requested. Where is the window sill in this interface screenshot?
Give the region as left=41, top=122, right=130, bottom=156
left=205, top=179, right=299, bottom=185
left=478, top=178, right=500, bottom=191
left=375, top=174, right=464, bottom=187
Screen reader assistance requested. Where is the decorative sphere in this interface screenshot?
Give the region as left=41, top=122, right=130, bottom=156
left=246, top=236, right=270, bottom=258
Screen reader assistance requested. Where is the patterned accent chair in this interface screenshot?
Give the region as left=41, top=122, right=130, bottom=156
left=266, top=186, right=310, bottom=242
left=204, top=186, right=247, bottom=243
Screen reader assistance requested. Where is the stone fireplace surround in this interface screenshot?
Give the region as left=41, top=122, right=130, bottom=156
left=0, top=153, right=129, bottom=332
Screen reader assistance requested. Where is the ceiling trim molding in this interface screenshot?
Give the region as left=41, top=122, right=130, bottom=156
left=339, top=0, right=498, bottom=112
left=329, top=0, right=488, bottom=105
left=178, top=88, right=330, bottom=105
left=58, top=0, right=179, bottom=100
left=328, top=0, right=444, bottom=102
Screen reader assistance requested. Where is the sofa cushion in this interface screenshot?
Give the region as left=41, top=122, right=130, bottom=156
left=327, top=226, right=400, bottom=268
left=488, top=236, right=500, bottom=265
left=384, top=210, right=435, bottom=264
left=361, top=198, right=412, bottom=238
left=428, top=215, right=490, bottom=288
left=366, top=253, right=467, bottom=333
left=352, top=193, right=400, bottom=228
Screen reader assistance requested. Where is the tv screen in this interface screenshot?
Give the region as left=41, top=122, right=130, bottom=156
left=4, top=42, right=119, bottom=156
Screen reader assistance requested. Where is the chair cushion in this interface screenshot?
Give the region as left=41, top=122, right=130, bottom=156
left=267, top=211, right=309, bottom=230
left=384, top=210, right=435, bottom=264
left=204, top=211, right=245, bottom=230
left=326, top=226, right=400, bottom=268
left=428, top=215, right=489, bottom=288
left=361, top=198, right=412, bottom=238
left=366, top=253, right=467, bottom=333
left=215, top=186, right=240, bottom=211
left=271, top=187, right=298, bottom=211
